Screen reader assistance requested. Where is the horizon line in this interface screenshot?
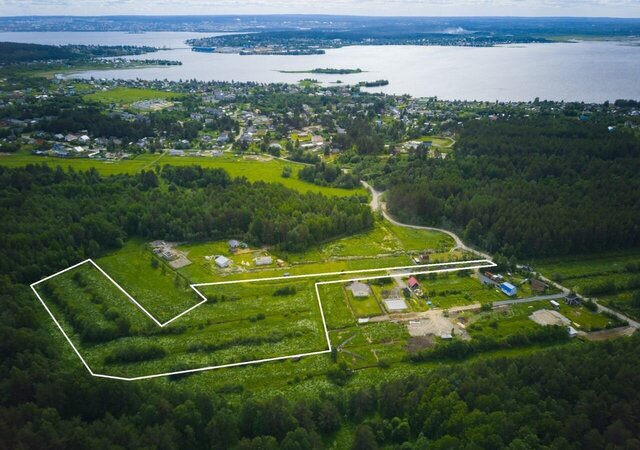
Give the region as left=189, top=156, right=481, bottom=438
left=1, top=14, right=639, bottom=20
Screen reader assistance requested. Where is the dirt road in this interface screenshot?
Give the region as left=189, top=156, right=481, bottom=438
left=363, top=180, right=639, bottom=330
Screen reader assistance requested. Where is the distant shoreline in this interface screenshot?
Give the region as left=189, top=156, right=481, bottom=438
left=277, top=68, right=364, bottom=75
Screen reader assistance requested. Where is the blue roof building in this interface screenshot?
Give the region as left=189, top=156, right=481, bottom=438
left=500, top=282, right=517, bottom=297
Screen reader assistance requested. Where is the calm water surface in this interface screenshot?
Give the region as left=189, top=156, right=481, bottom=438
left=2, top=32, right=639, bottom=102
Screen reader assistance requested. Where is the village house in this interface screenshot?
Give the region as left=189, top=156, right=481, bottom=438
left=408, top=276, right=420, bottom=290
left=349, top=281, right=371, bottom=298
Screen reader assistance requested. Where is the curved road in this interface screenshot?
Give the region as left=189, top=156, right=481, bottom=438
left=362, top=181, right=492, bottom=260
left=362, top=180, right=639, bottom=330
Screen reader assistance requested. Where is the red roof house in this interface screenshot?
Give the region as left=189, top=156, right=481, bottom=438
left=408, top=276, right=420, bottom=289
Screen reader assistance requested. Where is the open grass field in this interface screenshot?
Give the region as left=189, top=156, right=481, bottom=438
left=279, top=219, right=455, bottom=264
left=97, top=240, right=200, bottom=324
left=35, top=234, right=609, bottom=398
left=83, top=87, right=185, bottom=105
left=536, top=250, right=640, bottom=280
left=347, top=289, right=384, bottom=317
left=466, top=304, right=543, bottom=340
left=36, top=262, right=328, bottom=379
left=0, top=152, right=364, bottom=197
left=423, top=273, right=506, bottom=309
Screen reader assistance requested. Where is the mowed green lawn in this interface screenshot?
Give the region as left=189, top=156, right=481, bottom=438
left=347, top=288, right=383, bottom=317
left=83, top=87, right=185, bottom=104
left=0, top=152, right=363, bottom=197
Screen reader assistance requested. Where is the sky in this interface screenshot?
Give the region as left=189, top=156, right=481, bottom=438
left=0, top=0, right=639, bottom=18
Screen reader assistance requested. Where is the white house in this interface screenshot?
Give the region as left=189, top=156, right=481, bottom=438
left=215, top=256, right=231, bottom=268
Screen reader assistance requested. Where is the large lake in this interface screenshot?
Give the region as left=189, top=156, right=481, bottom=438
left=2, top=31, right=640, bottom=102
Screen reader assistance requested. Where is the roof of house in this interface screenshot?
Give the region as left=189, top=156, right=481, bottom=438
left=408, top=276, right=419, bottom=287
left=255, top=256, right=273, bottom=265
left=501, top=282, right=516, bottom=290
left=215, top=255, right=231, bottom=266
left=349, top=281, right=371, bottom=297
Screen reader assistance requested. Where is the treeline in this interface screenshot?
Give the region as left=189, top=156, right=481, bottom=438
left=333, top=117, right=385, bottom=154
left=2, top=268, right=639, bottom=449
left=364, top=117, right=640, bottom=258
left=0, top=164, right=372, bottom=284
left=298, top=162, right=360, bottom=189
left=42, top=105, right=154, bottom=141
left=0, top=41, right=157, bottom=64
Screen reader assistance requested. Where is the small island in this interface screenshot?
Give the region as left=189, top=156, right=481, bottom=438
left=359, top=79, right=390, bottom=87
left=278, top=68, right=364, bottom=74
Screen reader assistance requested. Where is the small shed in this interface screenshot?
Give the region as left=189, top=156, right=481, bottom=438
left=349, top=281, right=371, bottom=298
left=500, top=282, right=517, bottom=297
left=215, top=256, right=231, bottom=268
left=228, top=239, right=241, bottom=249
left=408, top=276, right=420, bottom=290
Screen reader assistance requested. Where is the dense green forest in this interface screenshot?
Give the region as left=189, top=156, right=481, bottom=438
left=0, top=41, right=157, bottom=64
left=299, top=162, right=360, bottom=189
left=0, top=165, right=372, bottom=283
left=359, top=118, right=640, bottom=258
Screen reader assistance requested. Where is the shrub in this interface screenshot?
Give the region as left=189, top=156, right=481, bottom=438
left=104, top=344, right=167, bottom=365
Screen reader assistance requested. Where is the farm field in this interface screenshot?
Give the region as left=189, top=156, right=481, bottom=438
left=536, top=250, right=640, bottom=320
left=83, top=87, right=185, bottom=105
left=0, top=152, right=364, bottom=197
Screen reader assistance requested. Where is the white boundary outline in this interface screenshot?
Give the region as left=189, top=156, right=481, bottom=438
left=31, top=258, right=496, bottom=381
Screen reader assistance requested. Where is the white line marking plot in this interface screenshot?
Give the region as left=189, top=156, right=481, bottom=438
left=32, top=258, right=496, bottom=381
